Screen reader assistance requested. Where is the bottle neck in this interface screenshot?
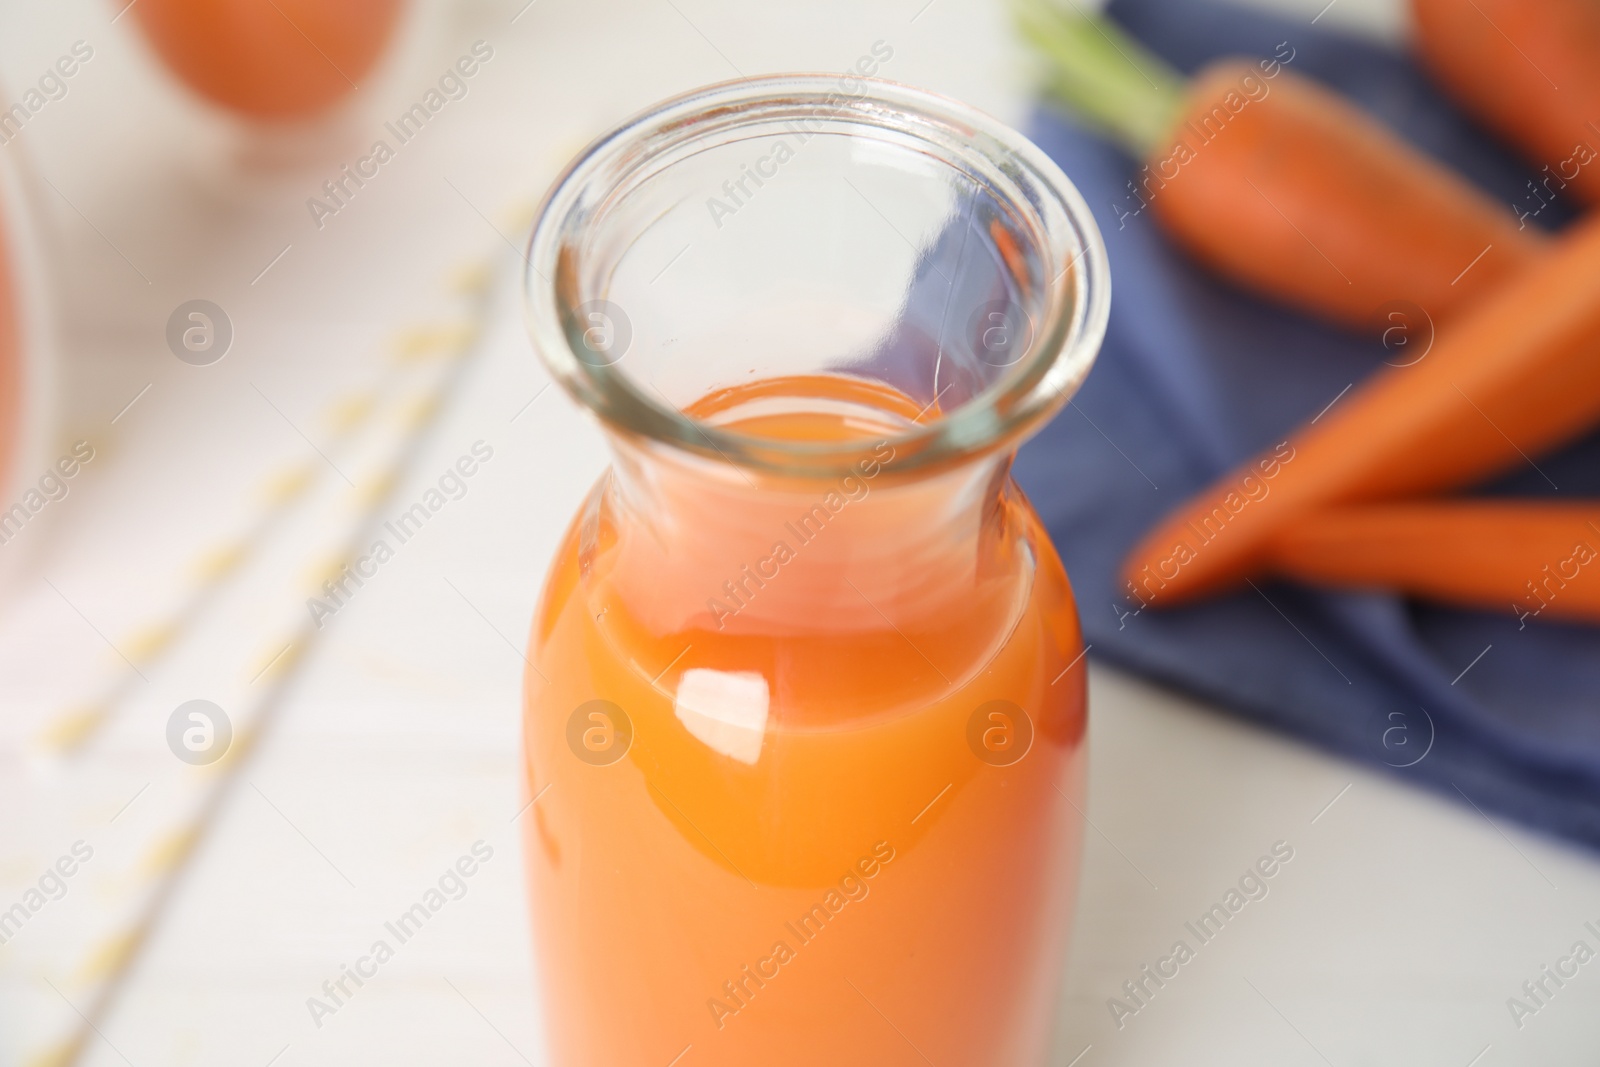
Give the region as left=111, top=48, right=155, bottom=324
left=596, top=432, right=1019, bottom=640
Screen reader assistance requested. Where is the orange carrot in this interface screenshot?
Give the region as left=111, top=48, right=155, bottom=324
left=131, top=0, right=405, bottom=121
left=1412, top=0, right=1600, bottom=206
left=1015, top=2, right=1547, bottom=332
left=1149, top=61, right=1545, bottom=332
left=1268, top=502, right=1600, bottom=624
left=1120, top=210, right=1600, bottom=607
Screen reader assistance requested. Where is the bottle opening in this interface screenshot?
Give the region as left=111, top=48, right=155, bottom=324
left=524, top=74, right=1109, bottom=480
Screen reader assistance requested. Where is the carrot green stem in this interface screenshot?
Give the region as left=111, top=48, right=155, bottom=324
left=1011, top=0, right=1187, bottom=157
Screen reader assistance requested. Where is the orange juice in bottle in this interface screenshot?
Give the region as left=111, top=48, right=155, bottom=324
left=521, top=76, right=1109, bottom=1066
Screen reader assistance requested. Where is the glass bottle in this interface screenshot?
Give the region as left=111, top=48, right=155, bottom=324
left=0, top=118, right=57, bottom=591
left=521, top=75, right=1109, bottom=1066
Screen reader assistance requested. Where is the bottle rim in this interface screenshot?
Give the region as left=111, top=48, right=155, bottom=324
left=523, top=74, right=1110, bottom=480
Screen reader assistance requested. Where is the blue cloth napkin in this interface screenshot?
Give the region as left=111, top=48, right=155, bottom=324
left=1014, top=0, right=1600, bottom=851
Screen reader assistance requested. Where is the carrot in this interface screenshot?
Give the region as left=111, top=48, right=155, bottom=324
left=1412, top=0, right=1600, bottom=207
left=130, top=0, right=404, bottom=120
left=1120, top=209, right=1600, bottom=607
left=1268, top=502, right=1600, bottom=624
left=1014, top=1, right=1546, bottom=332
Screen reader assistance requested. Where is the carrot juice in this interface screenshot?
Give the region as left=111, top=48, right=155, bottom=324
left=522, top=375, right=1088, bottom=1066
left=129, top=0, right=403, bottom=119
left=519, top=73, right=1111, bottom=1067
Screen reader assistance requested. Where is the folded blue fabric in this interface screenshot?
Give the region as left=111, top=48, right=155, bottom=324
left=1014, top=0, right=1600, bottom=850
